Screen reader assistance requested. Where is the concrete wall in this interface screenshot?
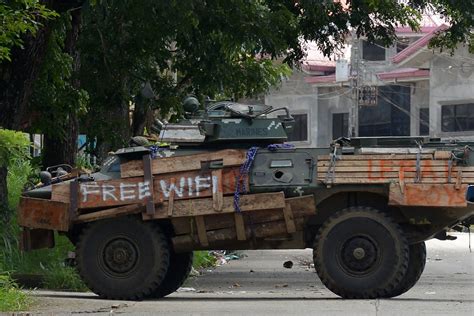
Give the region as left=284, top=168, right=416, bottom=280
left=410, top=80, right=430, bottom=136
left=316, top=87, right=352, bottom=147
left=429, top=47, right=474, bottom=139
left=265, top=70, right=318, bottom=147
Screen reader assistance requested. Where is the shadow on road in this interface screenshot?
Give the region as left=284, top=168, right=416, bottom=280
left=31, top=292, right=474, bottom=304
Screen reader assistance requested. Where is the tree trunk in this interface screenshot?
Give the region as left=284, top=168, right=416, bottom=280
left=42, top=9, right=82, bottom=167
left=0, top=26, right=53, bottom=130
left=42, top=115, right=78, bottom=167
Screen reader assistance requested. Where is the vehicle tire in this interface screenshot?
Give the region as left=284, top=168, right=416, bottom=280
left=384, top=242, right=426, bottom=298
left=76, top=217, right=170, bottom=300
left=152, top=251, right=194, bottom=298
left=313, top=206, right=409, bottom=299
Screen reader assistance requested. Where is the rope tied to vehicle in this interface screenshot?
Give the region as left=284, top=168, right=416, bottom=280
left=415, top=141, right=422, bottom=183
left=234, top=146, right=259, bottom=212
left=267, top=143, right=295, bottom=151
left=325, top=145, right=339, bottom=184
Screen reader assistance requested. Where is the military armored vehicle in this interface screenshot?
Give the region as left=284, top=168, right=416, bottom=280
left=19, top=99, right=474, bottom=300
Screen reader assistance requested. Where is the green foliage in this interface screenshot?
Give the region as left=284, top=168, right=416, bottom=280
left=0, top=129, right=30, bottom=168
left=43, top=265, right=88, bottom=292
left=75, top=154, right=94, bottom=170
left=0, top=0, right=57, bottom=62
left=0, top=273, right=30, bottom=312
left=409, top=0, right=474, bottom=53
left=30, top=14, right=89, bottom=139
left=7, top=159, right=32, bottom=210
left=193, top=251, right=217, bottom=269
left=0, top=231, right=88, bottom=292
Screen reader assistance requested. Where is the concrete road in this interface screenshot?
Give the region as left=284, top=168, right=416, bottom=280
left=29, top=233, right=474, bottom=315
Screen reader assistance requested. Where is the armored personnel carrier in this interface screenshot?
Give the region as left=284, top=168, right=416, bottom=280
left=19, top=99, right=474, bottom=300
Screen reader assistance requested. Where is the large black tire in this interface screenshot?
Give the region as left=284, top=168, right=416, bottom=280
left=76, top=217, right=170, bottom=300
left=384, top=242, right=426, bottom=298
left=152, top=251, right=194, bottom=298
left=313, top=207, right=409, bottom=299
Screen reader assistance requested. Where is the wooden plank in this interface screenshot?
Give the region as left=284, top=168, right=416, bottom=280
left=52, top=167, right=243, bottom=210
left=69, top=180, right=78, bottom=221
left=317, top=166, right=474, bottom=172
left=167, top=178, right=176, bottom=216
left=234, top=213, right=246, bottom=240
left=456, top=170, right=462, bottom=190
left=143, top=154, right=155, bottom=215
left=153, top=168, right=242, bottom=202
left=434, top=151, right=452, bottom=160
left=283, top=204, right=296, bottom=233
left=318, top=154, right=434, bottom=161
left=143, top=192, right=286, bottom=220
left=18, top=197, right=69, bottom=231
left=171, top=195, right=316, bottom=235
left=319, top=177, right=474, bottom=184
left=195, top=216, right=209, bottom=246
left=172, top=218, right=306, bottom=252
left=317, top=160, right=452, bottom=167
left=316, top=171, right=474, bottom=178
left=388, top=183, right=468, bottom=207
left=76, top=178, right=153, bottom=209
left=212, top=169, right=224, bottom=211
left=121, top=149, right=246, bottom=178
left=399, top=170, right=405, bottom=193
left=51, top=182, right=70, bottom=203
left=75, top=204, right=144, bottom=223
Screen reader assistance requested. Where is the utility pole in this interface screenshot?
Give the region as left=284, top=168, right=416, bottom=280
left=349, top=33, right=360, bottom=138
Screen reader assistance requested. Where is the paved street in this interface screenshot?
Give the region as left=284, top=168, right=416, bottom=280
left=30, top=233, right=474, bottom=315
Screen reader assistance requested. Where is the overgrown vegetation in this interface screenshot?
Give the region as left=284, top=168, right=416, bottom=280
left=0, top=129, right=87, bottom=312
left=193, top=251, right=217, bottom=270
left=0, top=273, right=30, bottom=312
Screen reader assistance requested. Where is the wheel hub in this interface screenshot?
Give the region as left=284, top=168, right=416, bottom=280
left=103, top=238, right=138, bottom=274
left=341, top=236, right=378, bottom=274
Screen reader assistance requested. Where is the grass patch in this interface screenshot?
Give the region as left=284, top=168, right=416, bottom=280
left=0, top=273, right=30, bottom=312
left=193, top=251, right=217, bottom=269
left=44, top=266, right=88, bottom=291
left=1, top=233, right=88, bottom=292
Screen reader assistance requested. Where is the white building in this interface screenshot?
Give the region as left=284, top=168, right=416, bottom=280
left=265, top=24, right=474, bottom=147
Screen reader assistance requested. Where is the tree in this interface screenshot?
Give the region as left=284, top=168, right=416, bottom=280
left=0, top=0, right=473, bottom=204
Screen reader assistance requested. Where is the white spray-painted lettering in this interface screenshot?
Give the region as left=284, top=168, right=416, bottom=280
left=187, top=177, right=194, bottom=197
left=102, top=184, right=118, bottom=201
left=81, top=183, right=100, bottom=202
left=80, top=181, right=151, bottom=202
left=160, top=177, right=185, bottom=198
left=267, top=121, right=276, bottom=130
left=80, top=175, right=221, bottom=203
left=138, top=181, right=151, bottom=199
left=195, top=176, right=211, bottom=196
left=120, top=183, right=137, bottom=200
left=212, top=175, right=219, bottom=194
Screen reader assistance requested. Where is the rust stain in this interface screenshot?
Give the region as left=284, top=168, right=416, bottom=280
left=391, top=183, right=467, bottom=207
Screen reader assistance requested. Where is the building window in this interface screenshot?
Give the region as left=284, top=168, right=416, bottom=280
left=362, top=40, right=386, bottom=61
left=359, top=85, right=411, bottom=136
left=333, top=113, right=349, bottom=139
left=397, top=37, right=422, bottom=53
left=419, top=108, right=429, bottom=135
left=441, top=103, right=474, bottom=132
left=287, top=114, right=308, bottom=142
